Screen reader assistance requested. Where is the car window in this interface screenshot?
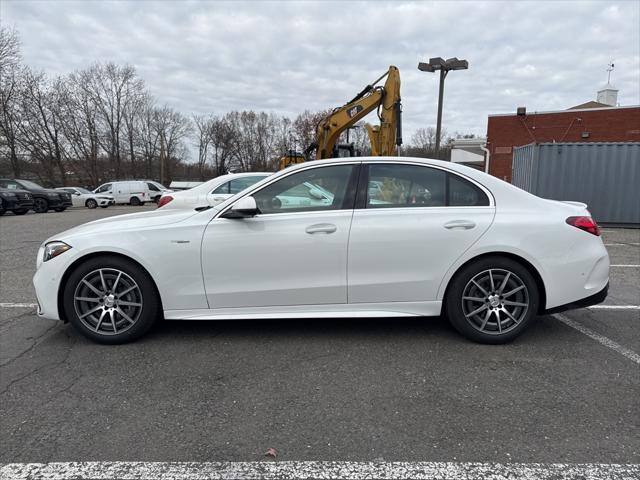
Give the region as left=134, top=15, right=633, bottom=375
left=448, top=173, right=490, bottom=206
left=211, top=181, right=230, bottom=195
left=365, top=164, right=489, bottom=208
left=147, top=182, right=160, bottom=191
left=0, top=180, right=20, bottom=189
left=253, top=165, right=355, bottom=214
left=229, top=176, right=267, bottom=194
left=95, top=183, right=112, bottom=193
left=366, top=164, right=446, bottom=208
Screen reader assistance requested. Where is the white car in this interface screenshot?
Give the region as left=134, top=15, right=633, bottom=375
left=56, top=187, right=115, bottom=209
left=34, top=157, right=609, bottom=345
left=157, top=172, right=271, bottom=209
left=143, top=180, right=173, bottom=203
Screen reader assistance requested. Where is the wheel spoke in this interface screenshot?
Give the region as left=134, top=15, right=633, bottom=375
left=503, top=285, right=525, bottom=298
left=82, top=279, right=103, bottom=296
left=95, top=310, right=107, bottom=331
left=79, top=305, right=102, bottom=319
left=503, top=309, right=520, bottom=325
left=471, top=280, right=489, bottom=296
left=465, top=303, right=489, bottom=318
left=463, top=296, right=485, bottom=303
left=503, top=300, right=527, bottom=307
left=74, top=296, right=100, bottom=303
left=116, top=307, right=135, bottom=324
left=117, top=285, right=136, bottom=297
left=110, top=310, right=117, bottom=333
left=497, top=272, right=511, bottom=294
left=495, top=310, right=502, bottom=333
left=489, top=270, right=495, bottom=291
left=99, top=270, right=108, bottom=292
left=118, top=300, right=142, bottom=307
left=112, top=272, right=122, bottom=292
left=479, top=309, right=492, bottom=331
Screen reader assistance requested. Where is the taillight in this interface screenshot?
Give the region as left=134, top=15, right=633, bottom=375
left=157, top=195, right=173, bottom=208
left=566, top=216, right=600, bottom=236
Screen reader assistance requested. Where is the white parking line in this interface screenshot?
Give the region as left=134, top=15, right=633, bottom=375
left=610, top=264, right=640, bottom=268
left=604, top=243, right=640, bottom=246
left=588, top=305, right=640, bottom=310
left=553, top=313, right=640, bottom=364
left=0, top=302, right=37, bottom=308
left=1, top=461, right=638, bottom=480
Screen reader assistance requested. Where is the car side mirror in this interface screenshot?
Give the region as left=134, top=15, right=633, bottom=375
left=222, top=196, right=259, bottom=218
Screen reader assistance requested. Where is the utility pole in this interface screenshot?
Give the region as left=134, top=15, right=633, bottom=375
left=418, top=57, right=468, bottom=157
left=159, top=132, right=166, bottom=185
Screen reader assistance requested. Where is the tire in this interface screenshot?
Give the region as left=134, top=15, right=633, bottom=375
left=13, top=209, right=28, bottom=215
left=63, top=255, right=161, bottom=344
left=0, top=200, right=5, bottom=215
left=86, top=199, right=98, bottom=209
left=54, top=207, right=66, bottom=212
left=33, top=197, right=49, bottom=213
left=153, top=195, right=161, bottom=203
left=100, top=205, right=109, bottom=208
left=445, top=256, right=539, bottom=344
left=129, top=196, right=141, bottom=206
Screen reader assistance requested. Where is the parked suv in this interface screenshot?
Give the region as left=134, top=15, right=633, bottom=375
left=0, top=179, right=72, bottom=213
left=0, top=187, right=34, bottom=215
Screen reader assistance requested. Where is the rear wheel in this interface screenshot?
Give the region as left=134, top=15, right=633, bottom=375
left=63, top=255, right=161, bottom=344
left=54, top=207, right=66, bottom=212
left=33, top=198, right=49, bottom=213
left=13, top=209, right=28, bottom=215
left=0, top=202, right=5, bottom=215
left=130, top=196, right=141, bottom=206
left=445, top=256, right=539, bottom=344
left=86, top=199, right=98, bottom=209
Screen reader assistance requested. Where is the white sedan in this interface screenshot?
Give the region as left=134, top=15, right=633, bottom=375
left=56, top=187, right=115, bottom=209
left=34, top=157, right=609, bottom=344
left=157, top=172, right=271, bottom=209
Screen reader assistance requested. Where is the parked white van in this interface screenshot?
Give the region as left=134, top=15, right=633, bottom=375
left=93, top=181, right=151, bottom=205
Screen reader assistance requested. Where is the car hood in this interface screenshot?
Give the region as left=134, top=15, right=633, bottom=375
left=48, top=208, right=201, bottom=243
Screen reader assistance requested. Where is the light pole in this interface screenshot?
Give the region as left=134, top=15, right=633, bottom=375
left=418, top=57, right=468, bottom=157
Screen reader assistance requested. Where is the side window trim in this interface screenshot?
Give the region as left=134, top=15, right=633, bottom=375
left=358, top=162, right=493, bottom=209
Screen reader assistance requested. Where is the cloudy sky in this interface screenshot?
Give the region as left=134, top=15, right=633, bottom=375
left=3, top=0, right=639, bottom=145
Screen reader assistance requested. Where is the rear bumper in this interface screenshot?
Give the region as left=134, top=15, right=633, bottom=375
left=545, top=282, right=609, bottom=314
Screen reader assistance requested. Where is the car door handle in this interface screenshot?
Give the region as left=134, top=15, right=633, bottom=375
left=444, top=220, right=476, bottom=230
left=305, top=223, right=337, bottom=234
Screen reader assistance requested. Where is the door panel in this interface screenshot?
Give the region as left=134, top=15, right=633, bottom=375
left=347, top=207, right=494, bottom=303
left=202, top=211, right=353, bottom=308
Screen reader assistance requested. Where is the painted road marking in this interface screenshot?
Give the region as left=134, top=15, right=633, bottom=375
left=610, top=264, right=640, bottom=268
left=588, top=305, right=640, bottom=310
left=604, top=242, right=640, bottom=246
left=1, top=461, right=638, bottom=480
left=553, top=313, right=640, bottom=364
left=0, top=303, right=37, bottom=308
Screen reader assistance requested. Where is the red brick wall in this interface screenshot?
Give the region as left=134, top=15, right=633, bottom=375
left=486, top=106, right=640, bottom=182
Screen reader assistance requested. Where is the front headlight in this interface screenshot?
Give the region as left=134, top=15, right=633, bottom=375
left=43, top=241, right=72, bottom=262
left=0, top=192, right=16, bottom=198
left=47, top=192, right=59, bottom=198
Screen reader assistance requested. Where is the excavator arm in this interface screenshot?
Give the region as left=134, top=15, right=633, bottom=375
left=310, top=66, right=401, bottom=160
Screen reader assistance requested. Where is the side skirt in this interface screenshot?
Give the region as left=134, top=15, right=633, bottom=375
left=163, top=301, right=442, bottom=320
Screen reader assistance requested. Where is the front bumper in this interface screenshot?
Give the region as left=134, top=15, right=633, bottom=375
left=545, top=282, right=609, bottom=314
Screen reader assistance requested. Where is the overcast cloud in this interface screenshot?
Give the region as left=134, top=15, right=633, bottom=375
left=3, top=0, right=639, bottom=146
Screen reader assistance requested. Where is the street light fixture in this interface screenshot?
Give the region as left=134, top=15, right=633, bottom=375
left=418, top=57, right=469, bottom=156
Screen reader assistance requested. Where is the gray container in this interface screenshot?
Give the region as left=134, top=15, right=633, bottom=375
left=512, top=142, right=639, bottom=224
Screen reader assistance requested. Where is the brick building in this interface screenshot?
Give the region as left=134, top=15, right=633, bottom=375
left=485, top=104, right=640, bottom=182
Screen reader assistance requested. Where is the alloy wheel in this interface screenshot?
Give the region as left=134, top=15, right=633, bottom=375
left=34, top=198, right=48, bottom=213
left=461, top=268, right=529, bottom=335
left=73, top=268, right=144, bottom=336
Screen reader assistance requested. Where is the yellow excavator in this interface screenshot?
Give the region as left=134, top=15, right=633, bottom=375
left=278, top=65, right=402, bottom=169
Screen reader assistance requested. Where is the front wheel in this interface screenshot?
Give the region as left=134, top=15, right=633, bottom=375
left=445, top=256, right=539, bottom=344
left=86, top=199, right=98, bottom=209
left=63, top=255, right=161, bottom=344
left=13, top=209, right=28, bottom=215
left=54, top=207, right=66, bottom=212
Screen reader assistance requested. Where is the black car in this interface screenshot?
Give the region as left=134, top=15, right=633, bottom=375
left=0, top=187, right=34, bottom=215
left=0, top=179, right=72, bottom=213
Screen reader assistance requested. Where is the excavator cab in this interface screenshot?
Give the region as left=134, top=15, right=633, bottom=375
left=278, top=150, right=306, bottom=170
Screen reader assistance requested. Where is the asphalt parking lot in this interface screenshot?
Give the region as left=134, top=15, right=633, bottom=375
left=0, top=208, right=638, bottom=472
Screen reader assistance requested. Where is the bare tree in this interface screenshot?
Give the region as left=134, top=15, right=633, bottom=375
left=193, top=114, right=213, bottom=180
left=0, top=26, right=23, bottom=176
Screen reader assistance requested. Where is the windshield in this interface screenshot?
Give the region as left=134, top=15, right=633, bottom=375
left=18, top=180, right=44, bottom=189
left=76, top=187, right=92, bottom=194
